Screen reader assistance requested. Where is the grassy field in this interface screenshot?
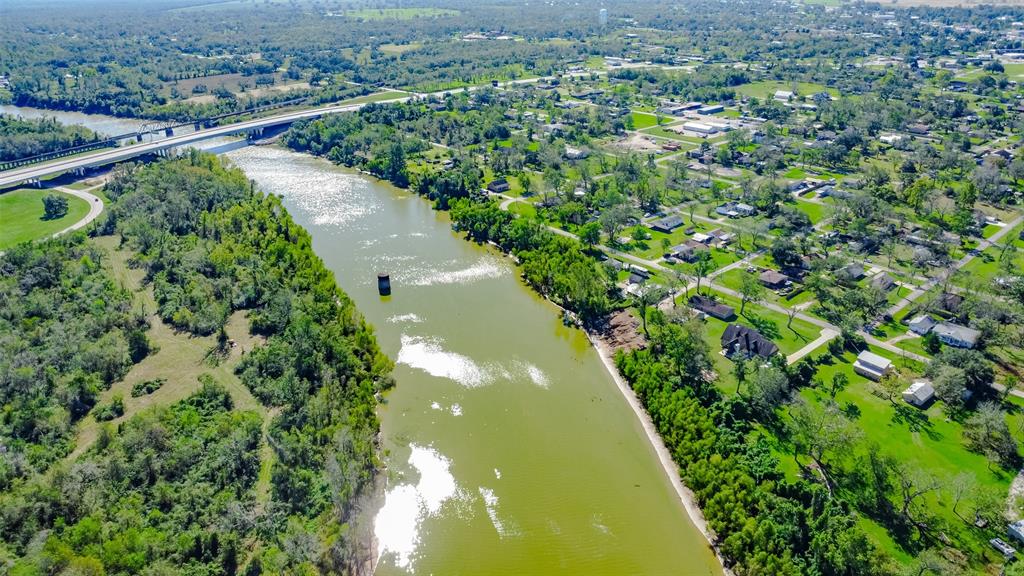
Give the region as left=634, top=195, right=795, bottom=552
left=0, top=188, right=90, bottom=249
left=779, top=347, right=1017, bottom=568
left=631, top=111, right=660, bottom=129
left=736, top=81, right=838, bottom=100
left=792, top=199, right=830, bottom=224
left=379, top=42, right=423, bottom=55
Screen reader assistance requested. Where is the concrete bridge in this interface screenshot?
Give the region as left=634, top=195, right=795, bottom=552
left=0, top=98, right=408, bottom=190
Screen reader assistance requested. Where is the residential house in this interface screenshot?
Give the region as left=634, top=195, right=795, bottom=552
left=668, top=240, right=708, bottom=263
left=649, top=215, right=685, bottom=234
left=879, top=133, right=903, bottom=146
left=937, top=293, right=964, bottom=316
left=707, top=228, right=735, bottom=245
left=716, top=202, right=757, bottom=218
left=906, top=123, right=930, bottom=136
left=1009, top=520, right=1024, bottom=545
left=853, top=350, right=892, bottom=381
left=774, top=90, right=795, bottom=102
left=902, top=381, right=935, bottom=408
left=933, top=322, right=981, bottom=349
left=486, top=179, right=511, bottom=194
left=907, top=314, right=937, bottom=336
left=564, top=146, right=589, bottom=160
left=991, top=538, right=1017, bottom=560
left=870, top=273, right=896, bottom=292
left=721, top=324, right=779, bottom=360
left=836, top=263, right=866, bottom=282
left=759, top=270, right=791, bottom=290
left=689, top=295, right=736, bottom=321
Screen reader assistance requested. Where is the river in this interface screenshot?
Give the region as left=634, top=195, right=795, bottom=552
left=4, top=105, right=722, bottom=575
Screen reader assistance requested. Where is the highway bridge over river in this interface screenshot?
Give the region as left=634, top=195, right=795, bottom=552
left=0, top=98, right=408, bottom=190
left=0, top=72, right=600, bottom=190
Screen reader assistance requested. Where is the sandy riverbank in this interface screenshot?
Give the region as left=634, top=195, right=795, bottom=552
left=587, top=332, right=734, bottom=576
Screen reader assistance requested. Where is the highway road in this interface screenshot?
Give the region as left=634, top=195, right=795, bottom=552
left=0, top=71, right=602, bottom=190
left=0, top=100, right=400, bottom=189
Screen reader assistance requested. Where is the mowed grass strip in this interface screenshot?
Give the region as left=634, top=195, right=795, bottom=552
left=0, top=188, right=90, bottom=249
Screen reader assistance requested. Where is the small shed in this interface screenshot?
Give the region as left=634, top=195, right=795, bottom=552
left=902, top=381, right=935, bottom=408
left=853, top=350, right=892, bottom=381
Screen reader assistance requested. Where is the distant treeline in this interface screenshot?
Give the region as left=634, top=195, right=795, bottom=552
left=0, top=114, right=102, bottom=161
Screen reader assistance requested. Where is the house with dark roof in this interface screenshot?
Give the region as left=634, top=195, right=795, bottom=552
left=870, top=273, right=896, bottom=292
left=721, top=324, right=779, bottom=360
left=486, top=178, right=511, bottom=194
left=937, top=293, right=964, bottom=316
left=649, top=215, right=685, bottom=234
left=667, top=240, right=708, bottom=263
left=689, top=295, right=736, bottom=321
left=759, top=270, right=791, bottom=289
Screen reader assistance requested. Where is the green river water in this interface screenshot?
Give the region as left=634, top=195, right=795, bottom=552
left=0, top=98, right=722, bottom=575
left=224, top=145, right=721, bottom=576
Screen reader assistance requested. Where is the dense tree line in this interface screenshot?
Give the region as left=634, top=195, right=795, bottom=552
left=0, top=235, right=146, bottom=488
left=0, top=114, right=102, bottom=161
left=1, top=153, right=392, bottom=574
left=448, top=199, right=615, bottom=322
left=616, top=316, right=891, bottom=575
left=4, top=382, right=261, bottom=575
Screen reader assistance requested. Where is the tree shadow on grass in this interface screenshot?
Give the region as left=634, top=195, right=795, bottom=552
left=891, top=403, right=942, bottom=441
left=744, top=313, right=781, bottom=340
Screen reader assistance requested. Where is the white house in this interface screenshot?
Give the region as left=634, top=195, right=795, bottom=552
left=879, top=133, right=903, bottom=145
left=907, top=314, right=937, bottom=336
left=854, top=350, right=892, bottom=381
left=933, top=322, right=981, bottom=349
left=902, top=381, right=935, bottom=408
left=565, top=146, right=589, bottom=160
left=774, top=90, right=795, bottom=102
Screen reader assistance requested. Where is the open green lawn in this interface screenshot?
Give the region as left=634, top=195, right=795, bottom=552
left=507, top=200, right=537, bottom=218
left=772, top=348, right=1018, bottom=569
left=736, top=81, right=838, bottom=100
left=630, top=111, right=660, bottom=129
left=795, top=200, right=830, bottom=223
left=0, top=189, right=91, bottom=249
left=959, top=243, right=1024, bottom=286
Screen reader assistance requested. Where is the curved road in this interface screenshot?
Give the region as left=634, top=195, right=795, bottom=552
left=53, top=184, right=104, bottom=238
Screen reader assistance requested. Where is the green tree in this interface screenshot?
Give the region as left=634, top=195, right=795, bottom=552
left=42, top=194, right=69, bottom=219
left=579, top=221, right=601, bottom=248
left=692, top=251, right=714, bottom=295
left=739, top=271, right=765, bottom=315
